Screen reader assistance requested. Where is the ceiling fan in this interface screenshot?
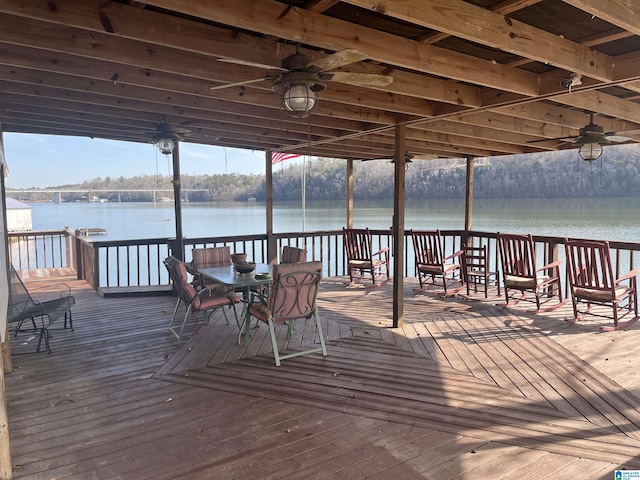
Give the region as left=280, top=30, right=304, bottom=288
left=359, top=153, right=437, bottom=162
left=529, top=112, right=634, bottom=146
left=142, top=119, right=191, bottom=155
left=211, top=45, right=394, bottom=118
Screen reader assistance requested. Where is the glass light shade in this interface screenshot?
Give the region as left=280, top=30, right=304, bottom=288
left=156, top=138, right=175, bottom=155
left=578, top=142, right=603, bottom=162
left=282, top=83, right=318, bottom=118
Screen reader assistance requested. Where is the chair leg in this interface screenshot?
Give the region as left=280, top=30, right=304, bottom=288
left=167, top=298, right=181, bottom=333
left=267, top=319, right=281, bottom=367
left=64, top=311, right=73, bottom=330
left=169, top=305, right=193, bottom=343
left=315, top=313, right=328, bottom=357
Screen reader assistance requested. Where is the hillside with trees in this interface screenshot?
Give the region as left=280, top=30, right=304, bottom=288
left=10, top=144, right=640, bottom=203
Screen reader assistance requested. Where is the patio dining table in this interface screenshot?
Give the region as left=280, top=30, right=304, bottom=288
left=197, top=263, right=273, bottom=345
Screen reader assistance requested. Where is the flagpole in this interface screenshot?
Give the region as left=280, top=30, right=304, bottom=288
left=302, top=155, right=306, bottom=231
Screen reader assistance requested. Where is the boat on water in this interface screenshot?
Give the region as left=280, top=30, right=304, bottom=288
left=79, top=227, right=108, bottom=236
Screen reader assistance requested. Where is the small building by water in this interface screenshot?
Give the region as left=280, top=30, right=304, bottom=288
left=5, top=197, right=32, bottom=232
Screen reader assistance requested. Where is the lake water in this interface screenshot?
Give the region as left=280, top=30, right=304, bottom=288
left=27, top=197, right=640, bottom=243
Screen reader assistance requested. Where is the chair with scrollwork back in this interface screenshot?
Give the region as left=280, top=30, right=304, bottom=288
left=497, top=232, right=563, bottom=311
left=411, top=229, right=463, bottom=294
left=343, top=228, right=389, bottom=286
left=564, top=238, right=639, bottom=330
left=247, top=261, right=326, bottom=366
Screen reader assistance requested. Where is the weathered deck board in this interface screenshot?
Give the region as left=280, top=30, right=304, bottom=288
left=6, top=275, right=640, bottom=478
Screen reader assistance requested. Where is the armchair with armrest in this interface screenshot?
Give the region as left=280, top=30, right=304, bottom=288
left=247, top=261, right=326, bottom=366
left=564, top=238, right=639, bottom=330
left=164, top=256, right=240, bottom=343
left=497, top=232, right=563, bottom=311
left=343, top=228, right=389, bottom=286
left=7, top=263, right=75, bottom=353
left=411, top=229, right=463, bottom=294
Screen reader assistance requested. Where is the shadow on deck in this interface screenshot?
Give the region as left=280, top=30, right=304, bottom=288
left=5, top=275, right=640, bottom=479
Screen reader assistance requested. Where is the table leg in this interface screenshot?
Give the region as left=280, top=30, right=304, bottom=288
left=237, top=287, right=252, bottom=346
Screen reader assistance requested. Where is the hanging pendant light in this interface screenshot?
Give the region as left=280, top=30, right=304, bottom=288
left=578, top=142, right=603, bottom=162
left=156, top=137, right=175, bottom=155
left=280, top=83, right=318, bottom=118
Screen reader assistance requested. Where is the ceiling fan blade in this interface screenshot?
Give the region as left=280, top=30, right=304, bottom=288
left=307, top=49, right=367, bottom=72
left=210, top=77, right=275, bottom=90
left=527, top=135, right=577, bottom=144
left=321, top=71, right=394, bottom=87
left=604, top=134, right=633, bottom=143
left=612, top=129, right=640, bottom=136
left=217, top=58, right=287, bottom=72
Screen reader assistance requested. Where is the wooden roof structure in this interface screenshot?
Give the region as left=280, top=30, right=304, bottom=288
left=1, top=0, right=640, bottom=161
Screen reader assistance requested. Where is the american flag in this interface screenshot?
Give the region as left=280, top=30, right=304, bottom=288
left=272, top=152, right=301, bottom=165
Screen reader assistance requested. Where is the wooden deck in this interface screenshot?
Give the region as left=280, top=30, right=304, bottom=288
left=5, top=274, right=640, bottom=479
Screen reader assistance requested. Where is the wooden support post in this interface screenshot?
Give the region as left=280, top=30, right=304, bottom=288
left=266, top=151, right=277, bottom=264
left=0, top=351, right=11, bottom=480
left=0, top=164, right=11, bottom=371
left=346, top=159, right=354, bottom=229
left=0, top=325, right=9, bottom=374
left=0, top=152, right=12, bottom=478
left=463, top=155, right=474, bottom=246
left=392, top=123, right=407, bottom=329
left=171, top=143, right=184, bottom=260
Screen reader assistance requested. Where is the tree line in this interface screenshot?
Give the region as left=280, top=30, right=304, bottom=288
left=10, top=144, right=640, bottom=203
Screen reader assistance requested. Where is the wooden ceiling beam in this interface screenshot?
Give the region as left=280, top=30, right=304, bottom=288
left=141, top=0, right=540, bottom=95
left=0, top=18, right=408, bottom=125
left=343, top=0, right=612, bottom=81
left=562, top=0, right=640, bottom=37
left=0, top=0, right=481, bottom=108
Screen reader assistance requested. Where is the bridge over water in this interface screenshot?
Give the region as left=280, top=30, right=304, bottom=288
left=6, top=188, right=209, bottom=203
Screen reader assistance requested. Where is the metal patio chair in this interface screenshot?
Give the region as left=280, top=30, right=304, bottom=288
left=190, top=246, right=232, bottom=290
left=280, top=245, right=307, bottom=264
left=7, top=263, right=75, bottom=353
left=164, top=256, right=240, bottom=343
left=246, top=261, right=326, bottom=366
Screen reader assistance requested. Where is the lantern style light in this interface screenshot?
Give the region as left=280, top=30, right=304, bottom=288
left=578, top=142, right=603, bottom=162
left=281, top=83, right=319, bottom=118
left=156, top=138, right=175, bottom=155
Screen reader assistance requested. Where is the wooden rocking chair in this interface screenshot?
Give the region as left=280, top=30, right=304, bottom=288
left=497, top=232, right=563, bottom=311
left=564, top=238, right=639, bottom=330
left=411, top=229, right=463, bottom=294
left=343, top=228, right=389, bottom=286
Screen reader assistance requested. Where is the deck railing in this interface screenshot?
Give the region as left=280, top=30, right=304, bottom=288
left=16, top=228, right=640, bottom=296
left=8, top=228, right=76, bottom=271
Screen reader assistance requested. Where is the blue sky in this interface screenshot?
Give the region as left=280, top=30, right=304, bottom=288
left=2, top=133, right=290, bottom=188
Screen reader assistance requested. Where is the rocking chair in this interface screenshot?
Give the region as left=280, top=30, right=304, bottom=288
left=411, top=229, right=463, bottom=294
left=343, top=228, right=389, bottom=286
left=564, top=238, right=639, bottom=330
left=497, top=232, right=563, bottom=311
